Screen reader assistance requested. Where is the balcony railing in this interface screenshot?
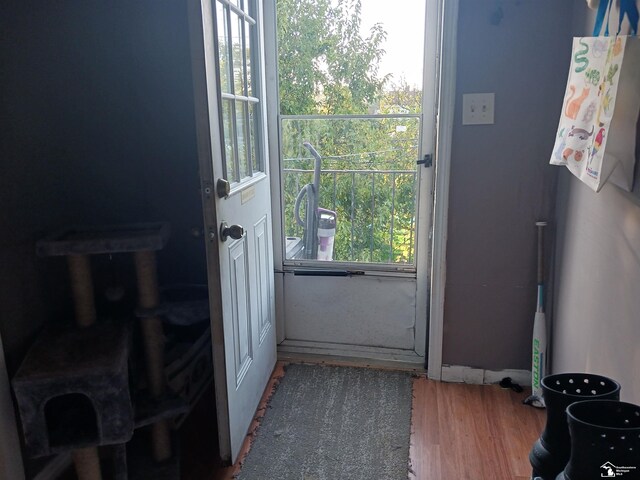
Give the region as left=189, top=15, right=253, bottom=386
left=281, top=115, right=420, bottom=265
left=283, top=167, right=416, bottom=263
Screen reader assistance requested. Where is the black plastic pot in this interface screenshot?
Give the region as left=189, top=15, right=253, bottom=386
left=529, top=373, right=621, bottom=480
left=557, top=400, right=640, bottom=480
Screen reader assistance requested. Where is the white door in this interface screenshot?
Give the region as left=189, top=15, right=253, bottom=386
left=189, top=0, right=276, bottom=463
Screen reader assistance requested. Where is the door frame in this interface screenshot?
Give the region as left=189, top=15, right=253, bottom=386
left=426, top=0, right=459, bottom=380
left=264, top=0, right=458, bottom=375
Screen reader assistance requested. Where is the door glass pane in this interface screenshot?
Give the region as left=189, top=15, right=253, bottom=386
left=277, top=0, right=425, bottom=265
left=236, top=101, right=249, bottom=179
left=249, top=102, right=259, bottom=172
left=222, top=99, right=237, bottom=181
left=244, top=22, right=253, bottom=98
left=216, top=2, right=231, bottom=93
left=281, top=117, right=419, bottom=264
left=216, top=0, right=262, bottom=186
left=231, top=13, right=245, bottom=96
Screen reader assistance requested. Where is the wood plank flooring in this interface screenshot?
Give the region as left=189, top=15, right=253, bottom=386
left=409, top=375, right=545, bottom=479
left=212, top=363, right=546, bottom=480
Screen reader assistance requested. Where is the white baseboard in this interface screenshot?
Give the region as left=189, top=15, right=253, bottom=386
left=441, top=364, right=531, bottom=386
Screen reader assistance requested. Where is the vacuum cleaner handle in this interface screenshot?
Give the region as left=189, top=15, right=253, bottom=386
left=294, top=184, right=313, bottom=227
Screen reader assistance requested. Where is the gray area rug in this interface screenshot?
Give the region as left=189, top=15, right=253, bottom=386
left=237, top=364, right=413, bottom=480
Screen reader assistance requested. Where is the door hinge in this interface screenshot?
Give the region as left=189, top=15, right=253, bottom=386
left=417, top=154, right=433, bottom=168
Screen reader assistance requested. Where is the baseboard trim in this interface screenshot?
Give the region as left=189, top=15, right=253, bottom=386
left=441, top=365, right=531, bottom=386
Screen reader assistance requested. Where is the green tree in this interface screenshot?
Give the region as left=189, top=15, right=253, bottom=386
left=277, top=0, right=388, bottom=115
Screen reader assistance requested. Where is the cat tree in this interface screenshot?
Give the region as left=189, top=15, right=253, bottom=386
left=13, top=223, right=186, bottom=480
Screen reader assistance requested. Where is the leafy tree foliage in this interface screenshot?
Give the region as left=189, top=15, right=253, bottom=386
left=277, top=0, right=388, bottom=115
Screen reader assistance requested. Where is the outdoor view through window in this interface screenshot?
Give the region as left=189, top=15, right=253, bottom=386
left=277, top=0, right=426, bottom=265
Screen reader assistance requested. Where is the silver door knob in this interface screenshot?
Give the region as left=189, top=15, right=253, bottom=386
left=220, top=222, right=245, bottom=241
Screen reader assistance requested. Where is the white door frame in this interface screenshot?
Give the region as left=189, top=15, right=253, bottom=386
left=264, top=0, right=458, bottom=376
left=427, top=0, right=459, bottom=380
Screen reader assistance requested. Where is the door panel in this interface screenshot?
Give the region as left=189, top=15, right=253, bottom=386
left=218, top=181, right=275, bottom=461
left=283, top=274, right=416, bottom=349
left=253, top=215, right=272, bottom=343
left=189, top=0, right=276, bottom=463
left=227, top=238, right=252, bottom=386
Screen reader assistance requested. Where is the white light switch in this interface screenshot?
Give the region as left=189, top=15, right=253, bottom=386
left=462, top=93, right=495, bottom=125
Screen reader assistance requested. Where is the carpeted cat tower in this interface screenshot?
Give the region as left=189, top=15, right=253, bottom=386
left=12, top=223, right=187, bottom=480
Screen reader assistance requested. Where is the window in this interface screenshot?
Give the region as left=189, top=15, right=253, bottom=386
left=276, top=0, right=426, bottom=266
left=215, top=0, right=262, bottom=184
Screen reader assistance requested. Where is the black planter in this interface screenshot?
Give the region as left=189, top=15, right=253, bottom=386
left=529, top=373, right=621, bottom=480
left=557, top=400, right=640, bottom=480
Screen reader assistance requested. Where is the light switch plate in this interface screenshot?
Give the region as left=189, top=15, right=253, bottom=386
left=462, top=93, right=495, bottom=125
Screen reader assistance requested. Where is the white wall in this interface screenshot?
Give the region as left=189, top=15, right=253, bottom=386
left=551, top=1, right=640, bottom=404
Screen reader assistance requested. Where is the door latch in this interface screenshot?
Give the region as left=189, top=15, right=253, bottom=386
left=417, top=154, right=433, bottom=168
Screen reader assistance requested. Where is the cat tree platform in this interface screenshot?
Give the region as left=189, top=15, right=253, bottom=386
left=12, top=322, right=133, bottom=458
left=35, top=223, right=170, bottom=257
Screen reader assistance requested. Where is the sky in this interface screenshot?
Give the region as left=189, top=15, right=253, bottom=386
left=359, top=1, right=426, bottom=89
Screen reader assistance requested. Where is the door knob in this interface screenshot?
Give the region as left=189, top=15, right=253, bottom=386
left=220, top=222, right=245, bottom=242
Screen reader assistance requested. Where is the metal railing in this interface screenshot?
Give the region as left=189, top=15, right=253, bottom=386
left=283, top=167, right=417, bottom=264
left=280, top=114, right=420, bottom=265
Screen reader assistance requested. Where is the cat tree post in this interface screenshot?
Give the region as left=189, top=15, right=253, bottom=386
left=67, top=254, right=97, bottom=328
left=66, top=255, right=102, bottom=480
left=72, top=447, right=102, bottom=480
left=134, top=249, right=172, bottom=462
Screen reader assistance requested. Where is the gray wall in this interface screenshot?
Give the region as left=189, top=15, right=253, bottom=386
left=551, top=1, right=640, bottom=404
left=442, top=0, right=573, bottom=370
left=0, top=0, right=206, bottom=370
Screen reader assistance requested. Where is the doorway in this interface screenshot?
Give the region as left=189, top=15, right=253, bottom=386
left=266, top=0, right=439, bottom=363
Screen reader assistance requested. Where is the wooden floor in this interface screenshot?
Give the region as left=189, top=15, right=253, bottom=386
left=409, top=376, right=545, bottom=479
left=211, top=362, right=545, bottom=480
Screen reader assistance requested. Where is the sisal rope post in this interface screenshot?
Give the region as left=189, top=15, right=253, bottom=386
left=67, top=257, right=102, bottom=477
left=72, top=447, right=102, bottom=480
left=140, top=315, right=165, bottom=398
left=67, top=255, right=96, bottom=328
left=151, top=420, right=172, bottom=461
left=134, top=250, right=171, bottom=462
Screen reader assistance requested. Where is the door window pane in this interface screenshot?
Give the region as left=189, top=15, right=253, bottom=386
left=222, top=99, right=237, bottom=181
left=276, top=0, right=425, bottom=265
left=231, top=13, right=245, bottom=96
left=215, top=0, right=263, bottom=185
left=249, top=102, right=259, bottom=172
left=236, top=101, right=249, bottom=179
left=216, top=3, right=231, bottom=93
left=280, top=117, right=419, bottom=264
left=244, top=22, right=253, bottom=98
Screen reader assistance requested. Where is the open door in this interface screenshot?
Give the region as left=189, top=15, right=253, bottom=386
left=188, top=0, right=276, bottom=463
